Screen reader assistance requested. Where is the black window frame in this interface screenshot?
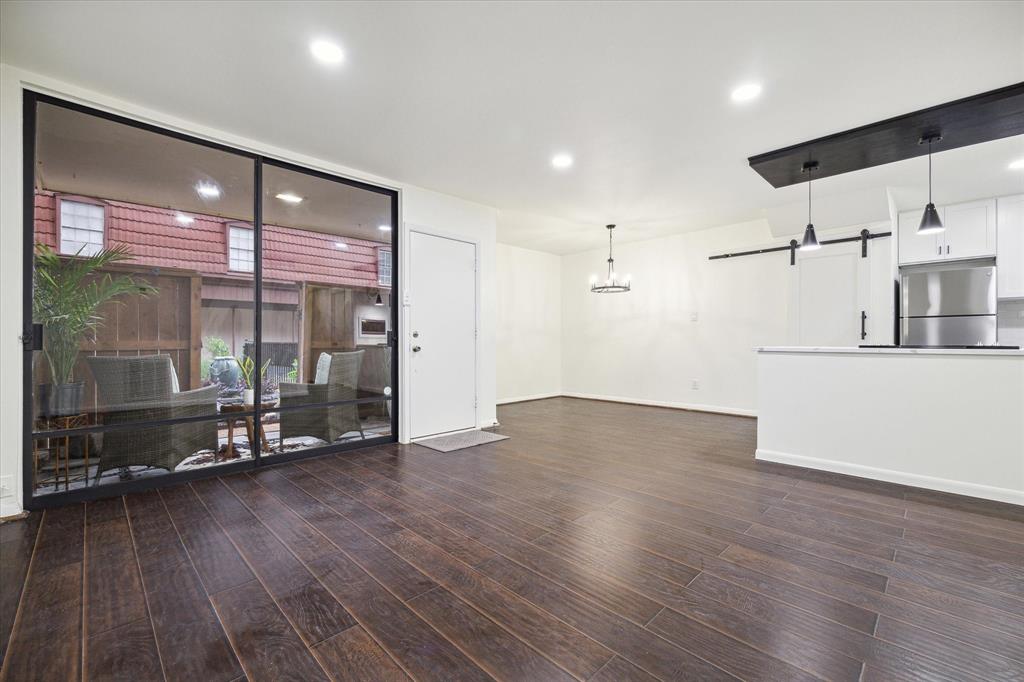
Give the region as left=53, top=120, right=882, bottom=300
left=21, top=90, right=400, bottom=510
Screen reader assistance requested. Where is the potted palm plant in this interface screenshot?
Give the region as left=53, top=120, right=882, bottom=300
left=33, top=243, right=157, bottom=417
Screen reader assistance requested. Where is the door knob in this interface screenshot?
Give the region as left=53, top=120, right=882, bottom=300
left=412, top=345, right=421, bottom=352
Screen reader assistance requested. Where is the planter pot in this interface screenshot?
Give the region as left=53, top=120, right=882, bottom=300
left=243, top=388, right=255, bottom=405
left=38, top=381, right=85, bottom=418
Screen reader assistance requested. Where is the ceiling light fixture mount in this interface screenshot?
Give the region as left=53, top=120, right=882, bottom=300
left=275, top=192, right=303, bottom=204
left=310, top=39, right=345, bottom=65
left=195, top=182, right=221, bottom=199
left=800, top=161, right=821, bottom=251
left=731, top=82, right=763, bottom=103
left=918, top=133, right=945, bottom=235
left=590, top=224, right=631, bottom=293
left=551, top=153, right=574, bottom=170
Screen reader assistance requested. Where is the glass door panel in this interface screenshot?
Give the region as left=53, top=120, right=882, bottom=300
left=29, top=99, right=256, bottom=496
left=259, top=162, right=396, bottom=456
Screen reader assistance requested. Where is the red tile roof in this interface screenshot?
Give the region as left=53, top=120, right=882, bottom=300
left=34, top=191, right=388, bottom=289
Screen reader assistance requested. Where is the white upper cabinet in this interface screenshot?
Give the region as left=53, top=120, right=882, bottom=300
left=898, top=198, right=996, bottom=265
left=942, top=199, right=996, bottom=260
left=997, top=194, right=1024, bottom=299
left=898, top=208, right=942, bottom=264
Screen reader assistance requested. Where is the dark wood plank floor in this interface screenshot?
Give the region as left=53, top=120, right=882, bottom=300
left=2, top=396, right=1023, bottom=681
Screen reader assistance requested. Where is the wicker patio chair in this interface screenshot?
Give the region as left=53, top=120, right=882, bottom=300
left=85, top=355, right=219, bottom=479
left=279, top=350, right=365, bottom=445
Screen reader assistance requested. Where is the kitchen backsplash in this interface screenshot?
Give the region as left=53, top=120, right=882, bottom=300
left=998, top=300, right=1024, bottom=347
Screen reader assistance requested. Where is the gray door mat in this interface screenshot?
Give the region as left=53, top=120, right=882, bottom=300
left=416, top=430, right=509, bottom=452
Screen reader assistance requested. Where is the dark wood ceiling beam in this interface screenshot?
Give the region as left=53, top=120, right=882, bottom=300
left=749, top=82, right=1024, bottom=188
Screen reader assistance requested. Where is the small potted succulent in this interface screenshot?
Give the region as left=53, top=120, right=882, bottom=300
left=235, top=354, right=270, bottom=405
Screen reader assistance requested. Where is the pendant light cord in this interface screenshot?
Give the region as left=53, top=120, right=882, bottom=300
left=607, top=228, right=614, bottom=279
left=928, top=139, right=933, bottom=204
left=807, top=165, right=812, bottom=224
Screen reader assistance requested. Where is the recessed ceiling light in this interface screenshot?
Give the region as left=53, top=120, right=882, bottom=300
left=174, top=213, right=195, bottom=226
left=1009, top=158, right=1024, bottom=170
left=730, top=82, right=763, bottom=103
left=378, top=224, right=392, bottom=232
left=551, top=153, right=574, bottom=170
left=310, top=39, right=344, bottom=65
left=334, top=242, right=348, bottom=249
left=195, top=182, right=221, bottom=199
left=275, top=192, right=303, bottom=204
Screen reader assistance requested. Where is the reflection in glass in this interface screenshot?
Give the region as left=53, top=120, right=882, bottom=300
left=27, top=99, right=396, bottom=498
left=31, top=101, right=255, bottom=494
left=258, top=163, right=394, bottom=455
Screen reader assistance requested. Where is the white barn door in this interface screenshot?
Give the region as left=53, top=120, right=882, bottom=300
left=791, top=242, right=872, bottom=346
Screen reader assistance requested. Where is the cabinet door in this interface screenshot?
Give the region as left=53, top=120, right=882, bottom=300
left=898, top=208, right=942, bottom=264
left=944, top=199, right=996, bottom=260
left=997, top=194, right=1024, bottom=299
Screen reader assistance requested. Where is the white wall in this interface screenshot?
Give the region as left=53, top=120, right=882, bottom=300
left=558, top=218, right=893, bottom=416
left=0, top=64, right=497, bottom=516
left=496, top=244, right=562, bottom=403
left=400, top=187, right=498, bottom=434
left=757, top=349, right=1024, bottom=505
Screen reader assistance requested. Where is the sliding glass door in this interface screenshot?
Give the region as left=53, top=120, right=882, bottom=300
left=23, top=93, right=398, bottom=507
left=258, top=162, right=395, bottom=459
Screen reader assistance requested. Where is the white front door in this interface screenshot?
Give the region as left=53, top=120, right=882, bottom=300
left=409, top=231, right=477, bottom=438
left=792, top=242, right=871, bottom=346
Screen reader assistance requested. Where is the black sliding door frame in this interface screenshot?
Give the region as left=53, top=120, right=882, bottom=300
left=21, top=90, right=400, bottom=510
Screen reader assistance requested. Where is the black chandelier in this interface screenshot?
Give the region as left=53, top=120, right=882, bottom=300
left=590, top=224, right=631, bottom=293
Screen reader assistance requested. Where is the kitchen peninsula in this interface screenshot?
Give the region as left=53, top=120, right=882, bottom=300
left=756, top=346, right=1024, bottom=505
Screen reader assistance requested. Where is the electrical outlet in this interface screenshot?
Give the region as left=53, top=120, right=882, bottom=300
left=690, top=311, right=699, bottom=322
left=690, top=380, right=700, bottom=390
left=0, top=475, right=13, bottom=499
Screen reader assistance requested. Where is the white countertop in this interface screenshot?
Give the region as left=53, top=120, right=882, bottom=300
left=756, top=346, right=1024, bottom=356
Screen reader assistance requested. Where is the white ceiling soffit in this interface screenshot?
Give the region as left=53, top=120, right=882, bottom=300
left=2, top=1, right=1022, bottom=254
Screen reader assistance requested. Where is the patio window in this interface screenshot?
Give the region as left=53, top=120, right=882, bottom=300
left=26, top=93, right=397, bottom=505
left=228, top=224, right=254, bottom=272
left=378, top=247, right=392, bottom=286
left=59, top=198, right=105, bottom=256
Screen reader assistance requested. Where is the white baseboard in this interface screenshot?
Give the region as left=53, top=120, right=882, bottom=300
left=496, top=392, right=561, bottom=406
left=562, top=392, right=757, bottom=418
left=756, top=448, right=1024, bottom=507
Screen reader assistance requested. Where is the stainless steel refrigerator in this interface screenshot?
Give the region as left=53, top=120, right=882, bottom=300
left=900, top=262, right=997, bottom=346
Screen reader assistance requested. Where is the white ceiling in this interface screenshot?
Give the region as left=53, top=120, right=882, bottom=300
left=2, top=1, right=1023, bottom=254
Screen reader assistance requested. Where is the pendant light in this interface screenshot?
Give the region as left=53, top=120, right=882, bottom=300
left=800, top=161, right=821, bottom=251
left=918, top=133, right=944, bottom=235
left=589, top=224, right=631, bottom=293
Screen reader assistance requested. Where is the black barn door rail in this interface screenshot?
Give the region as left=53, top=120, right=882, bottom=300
left=708, top=228, right=891, bottom=266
